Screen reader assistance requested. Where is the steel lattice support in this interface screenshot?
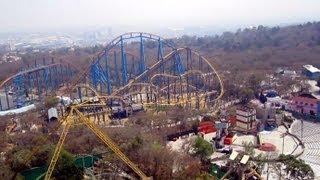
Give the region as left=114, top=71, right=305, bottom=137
left=121, top=36, right=128, bottom=85
left=105, top=51, right=112, bottom=95
left=113, top=52, right=120, bottom=87
left=90, top=32, right=179, bottom=96
left=0, top=59, right=76, bottom=111
left=74, top=108, right=149, bottom=179
left=140, top=33, right=146, bottom=74
left=13, top=75, right=25, bottom=108
left=108, top=47, right=224, bottom=108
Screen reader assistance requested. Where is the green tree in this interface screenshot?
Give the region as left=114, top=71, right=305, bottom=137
left=8, top=149, right=33, bottom=172
left=259, top=92, right=267, bottom=104
left=193, top=137, right=213, bottom=162
left=202, top=115, right=214, bottom=121
left=50, top=149, right=84, bottom=180
left=44, top=96, right=59, bottom=108
left=247, top=74, right=261, bottom=94
left=239, top=87, right=254, bottom=105
left=31, top=144, right=54, bottom=167
left=7, top=145, right=83, bottom=180
left=278, top=154, right=314, bottom=179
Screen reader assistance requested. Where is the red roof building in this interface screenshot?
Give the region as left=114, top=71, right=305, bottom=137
left=198, top=121, right=216, bottom=134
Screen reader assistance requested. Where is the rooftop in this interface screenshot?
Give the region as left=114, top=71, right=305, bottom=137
left=303, top=64, right=320, bottom=73
left=237, top=106, right=255, bottom=112
left=298, top=93, right=317, bottom=99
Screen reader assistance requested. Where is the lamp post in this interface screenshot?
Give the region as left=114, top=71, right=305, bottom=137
left=301, top=113, right=306, bottom=139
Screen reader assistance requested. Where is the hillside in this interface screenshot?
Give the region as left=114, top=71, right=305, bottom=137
left=173, top=21, right=320, bottom=73
left=1, top=22, right=320, bottom=82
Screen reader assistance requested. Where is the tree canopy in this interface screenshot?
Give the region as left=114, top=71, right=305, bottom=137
left=259, top=92, right=268, bottom=104
left=247, top=74, right=262, bottom=94
left=278, top=154, right=314, bottom=179
left=44, top=96, right=59, bottom=108
left=239, top=87, right=255, bottom=105
left=51, top=149, right=84, bottom=180
left=193, top=137, right=213, bottom=162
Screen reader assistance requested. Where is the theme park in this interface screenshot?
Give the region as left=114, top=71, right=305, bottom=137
left=1, top=1, right=320, bottom=180
left=1, top=31, right=319, bottom=180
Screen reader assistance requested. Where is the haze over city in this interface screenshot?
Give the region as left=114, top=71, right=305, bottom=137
left=0, top=0, right=320, bottom=32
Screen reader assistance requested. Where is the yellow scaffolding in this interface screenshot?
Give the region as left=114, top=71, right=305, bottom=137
left=44, top=105, right=149, bottom=180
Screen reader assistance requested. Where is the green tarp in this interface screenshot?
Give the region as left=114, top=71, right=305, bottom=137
left=19, top=155, right=100, bottom=180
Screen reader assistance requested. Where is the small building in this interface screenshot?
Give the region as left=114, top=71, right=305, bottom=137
left=283, top=70, right=298, bottom=78
left=48, top=107, right=58, bottom=122
left=291, top=94, right=319, bottom=116
left=303, top=64, right=320, bottom=80
left=256, top=103, right=277, bottom=119
left=235, top=106, right=257, bottom=132
left=275, top=67, right=284, bottom=75
left=198, top=121, right=216, bottom=134
left=255, top=102, right=283, bottom=131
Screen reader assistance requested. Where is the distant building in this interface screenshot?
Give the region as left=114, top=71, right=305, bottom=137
left=256, top=103, right=276, bottom=119
left=291, top=93, right=320, bottom=116
left=235, top=106, right=257, bottom=133
left=275, top=67, right=284, bottom=75
left=275, top=68, right=298, bottom=78
left=303, top=64, right=320, bottom=80
left=256, top=103, right=283, bottom=131
left=283, top=70, right=298, bottom=78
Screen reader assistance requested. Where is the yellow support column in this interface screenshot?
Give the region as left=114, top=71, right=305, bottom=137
left=45, top=115, right=72, bottom=180
left=74, top=108, right=150, bottom=180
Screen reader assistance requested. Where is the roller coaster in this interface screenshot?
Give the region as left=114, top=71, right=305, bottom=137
left=0, top=32, right=223, bottom=111
left=74, top=32, right=224, bottom=109
left=0, top=58, right=76, bottom=111
left=2, top=32, right=224, bottom=179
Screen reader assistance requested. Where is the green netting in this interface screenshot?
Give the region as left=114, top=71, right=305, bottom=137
left=19, top=155, right=100, bottom=180
left=208, top=164, right=225, bottom=179
left=19, top=167, right=46, bottom=180
left=74, top=155, right=99, bottom=168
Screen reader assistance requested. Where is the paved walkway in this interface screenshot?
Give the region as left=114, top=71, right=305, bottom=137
left=290, top=120, right=320, bottom=178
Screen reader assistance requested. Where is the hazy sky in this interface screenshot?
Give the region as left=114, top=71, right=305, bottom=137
left=0, top=0, right=320, bottom=32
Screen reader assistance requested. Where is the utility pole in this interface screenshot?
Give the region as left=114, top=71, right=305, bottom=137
left=301, top=113, right=305, bottom=139
left=266, top=152, right=270, bottom=180
left=281, top=133, right=286, bottom=154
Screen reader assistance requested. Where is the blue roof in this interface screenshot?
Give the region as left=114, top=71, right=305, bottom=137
left=265, top=90, right=279, bottom=98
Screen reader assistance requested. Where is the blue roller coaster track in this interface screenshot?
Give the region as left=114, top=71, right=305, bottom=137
left=0, top=32, right=224, bottom=111
left=90, top=32, right=185, bottom=95
left=0, top=59, right=75, bottom=111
